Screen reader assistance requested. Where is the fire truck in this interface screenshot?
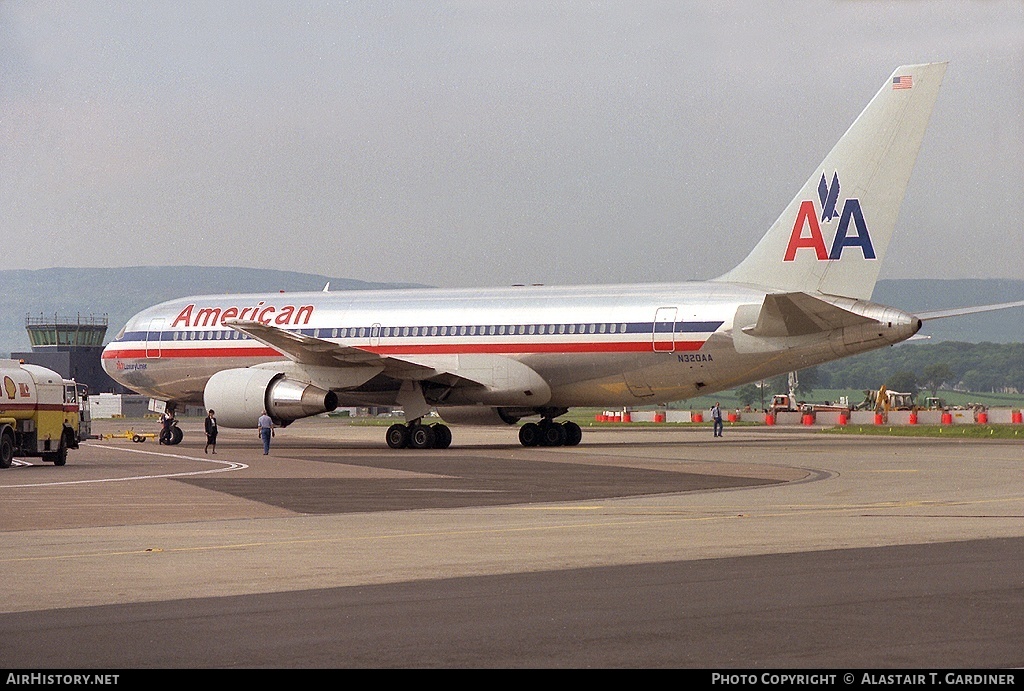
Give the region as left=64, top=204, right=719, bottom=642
left=0, top=359, right=90, bottom=468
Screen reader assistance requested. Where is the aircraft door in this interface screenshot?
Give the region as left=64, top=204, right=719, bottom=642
left=370, top=323, right=381, bottom=347
left=146, top=318, right=164, bottom=358
left=653, top=308, right=677, bottom=352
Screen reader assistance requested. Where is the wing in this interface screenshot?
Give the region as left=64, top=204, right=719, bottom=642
left=225, top=319, right=399, bottom=367
left=224, top=319, right=551, bottom=406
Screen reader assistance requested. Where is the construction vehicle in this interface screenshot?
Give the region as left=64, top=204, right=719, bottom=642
left=0, top=359, right=89, bottom=468
left=768, top=372, right=804, bottom=413
left=768, top=372, right=849, bottom=414
left=769, top=393, right=850, bottom=414
left=768, top=393, right=802, bottom=414
left=856, top=385, right=915, bottom=413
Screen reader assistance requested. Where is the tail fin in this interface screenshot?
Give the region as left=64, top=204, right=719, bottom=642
left=714, top=63, right=946, bottom=300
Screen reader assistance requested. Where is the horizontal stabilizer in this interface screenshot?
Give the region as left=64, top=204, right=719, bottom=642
left=914, top=300, right=1024, bottom=321
left=743, top=292, right=876, bottom=338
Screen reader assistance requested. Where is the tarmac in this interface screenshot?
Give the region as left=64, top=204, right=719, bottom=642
left=1, top=417, right=1023, bottom=668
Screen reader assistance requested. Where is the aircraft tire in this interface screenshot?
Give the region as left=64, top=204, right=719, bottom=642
left=169, top=426, right=184, bottom=445
left=518, top=423, right=541, bottom=447
left=562, top=421, right=583, bottom=446
left=409, top=425, right=436, bottom=449
left=386, top=424, right=410, bottom=449
left=430, top=424, right=452, bottom=449
left=541, top=422, right=567, bottom=447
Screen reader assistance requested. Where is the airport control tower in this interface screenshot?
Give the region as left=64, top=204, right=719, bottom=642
left=11, top=315, right=126, bottom=394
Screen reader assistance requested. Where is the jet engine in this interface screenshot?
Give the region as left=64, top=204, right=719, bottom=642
left=204, top=368, right=338, bottom=428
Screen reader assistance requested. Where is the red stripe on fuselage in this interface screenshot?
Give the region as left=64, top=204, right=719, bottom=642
left=102, top=346, right=282, bottom=360
left=102, top=340, right=708, bottom=360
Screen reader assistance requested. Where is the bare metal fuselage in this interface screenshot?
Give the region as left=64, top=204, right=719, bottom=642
left=101, top=281, right=919, bottom=411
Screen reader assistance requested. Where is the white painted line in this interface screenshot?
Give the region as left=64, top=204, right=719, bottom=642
left=2, top=444, right=248, bottom=488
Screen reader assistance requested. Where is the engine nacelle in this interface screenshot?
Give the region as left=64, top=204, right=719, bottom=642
left=204, top=368, right=338, bottom=428
left=437, top=406, right=522, bottom=426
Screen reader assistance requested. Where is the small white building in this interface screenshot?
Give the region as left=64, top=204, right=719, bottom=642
left=88, top=393, right=152, bottom=419
left=89, top=393, right=124, bottom=419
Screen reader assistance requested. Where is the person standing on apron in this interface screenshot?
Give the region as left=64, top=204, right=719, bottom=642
left=204, top=409, right=218, bottom=454
left=711, top=402, right=724, bottom=438
left=257, top=411, right=275, bottom=455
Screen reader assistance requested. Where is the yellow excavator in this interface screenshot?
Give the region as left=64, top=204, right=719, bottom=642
left=858, top=385, right=916, bottom=412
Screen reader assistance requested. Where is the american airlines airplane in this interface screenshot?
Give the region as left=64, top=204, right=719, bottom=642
left=101, top=62, right=1018, bottom=450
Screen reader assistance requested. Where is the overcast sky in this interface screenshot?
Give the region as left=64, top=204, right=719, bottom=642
left=1, top=1, right=1021, bottom=289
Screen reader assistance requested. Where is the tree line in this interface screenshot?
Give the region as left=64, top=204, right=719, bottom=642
left=818, top=341, right=1024, bottom=395
left=732, top=341, right=1024, bottom=406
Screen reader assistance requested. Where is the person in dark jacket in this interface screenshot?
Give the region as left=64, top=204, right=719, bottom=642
left=711, top=402, right=724, bottom=438
left=204, top=409, right=218, bottom=454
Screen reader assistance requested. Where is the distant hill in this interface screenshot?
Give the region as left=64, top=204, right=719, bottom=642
left=0, top=266, right=423, bottom=356
left=1, top=270, right=1021, bottom=356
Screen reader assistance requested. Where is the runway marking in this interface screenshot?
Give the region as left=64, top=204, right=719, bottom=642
left=0, top=513, right=753, bottom=564
left=511, top=496, right=1024, bottom=518
left=7, top=494, right=1024, bottom=565
left=2, top=444, right=247, bottom=488
left=400, top=488, right=503, bottom=493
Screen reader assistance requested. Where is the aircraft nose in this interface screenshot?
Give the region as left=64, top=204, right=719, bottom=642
left=100, top=322, right=129, bottom=379
left=100, top=342, right=117, bottom=376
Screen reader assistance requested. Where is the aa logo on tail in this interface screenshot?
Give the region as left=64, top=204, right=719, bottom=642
left=783, top=172, right=875, bottom=261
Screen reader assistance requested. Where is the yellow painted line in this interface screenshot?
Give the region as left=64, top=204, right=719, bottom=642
left=0, top=513, right=746, bottom=564
left=8, top=493, right=1024, bottom=566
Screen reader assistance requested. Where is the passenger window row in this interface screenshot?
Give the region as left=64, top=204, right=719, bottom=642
left=317, top=322, right=633, bottom=339
left=167, top=322, right=637, bottom=341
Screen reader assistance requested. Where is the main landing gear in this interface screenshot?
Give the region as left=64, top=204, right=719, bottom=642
left=383, top=413, right=582, bottom=450
left=518, top=419, right=582, bottom=447
left=386, top=421, right=453, bottom=449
